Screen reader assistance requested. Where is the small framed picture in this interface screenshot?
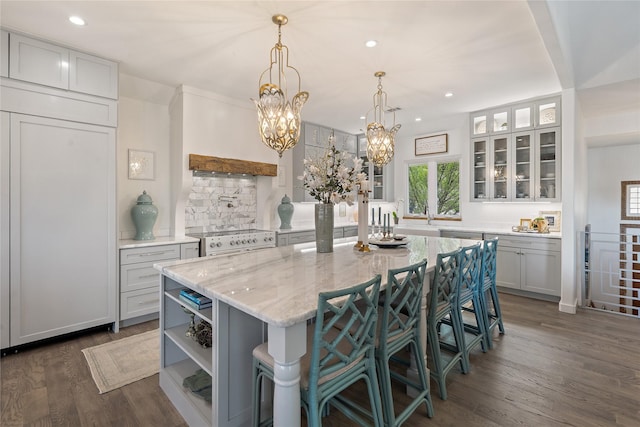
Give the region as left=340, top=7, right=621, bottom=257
left=128, top=149, right=155, bottom=180
left=539, top=210, right=561, bottom=232
left=415, top=133, right=448, bottom=156
left=520, top=218, right=532, bottom=230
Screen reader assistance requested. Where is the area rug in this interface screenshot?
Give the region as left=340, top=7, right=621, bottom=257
left=81, top=329, right=160, bottom=394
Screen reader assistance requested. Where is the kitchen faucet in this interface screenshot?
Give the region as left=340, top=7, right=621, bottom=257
left=425, top=205, right=432, bottom=225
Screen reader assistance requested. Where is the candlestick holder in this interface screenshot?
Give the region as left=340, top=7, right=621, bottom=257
left=355, top=189, right=371, bottom=252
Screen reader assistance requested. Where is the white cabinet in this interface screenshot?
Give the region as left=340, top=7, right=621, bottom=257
left=535, top=127, right=561, bottom=201
left=1, top=30, right=8, bottom=78
left=0, top=112, right=9, bottom=351
left=119, top=242, right=199, bottom=323
left=487, top=234, right=561, bottom=297
left=181, top=243, right=200, bottom=259
left=160, top=276, right=265, bottom=426
left=6, top=31, right=118, bottom=99
left=9, top=33, right=69, bottom=90
left=69, top=50, right=118, bottom=99
left=5, top=114, right=116, bottom=347
left=470, top=96, right=561, bottom=202
left=535, top=97, right=561, bottom=129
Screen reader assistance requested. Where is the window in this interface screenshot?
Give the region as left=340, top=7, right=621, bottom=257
left=622, top=181, right=640, bottom=220
left=408, top=160, right=460, bottom=218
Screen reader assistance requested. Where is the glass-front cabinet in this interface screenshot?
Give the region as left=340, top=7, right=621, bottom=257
left=472, top=138, right=488, bottom=199
left=470, top=95, right=561, bottom=202
left=513, top=132, right=534, bottom=200
left=535, top=127, right=561, bottom=201
left=491, top=135, right=510, bottom=199
left=536, top=98, right=560, bottom=128
left=357, top=134, right=385, bottom=200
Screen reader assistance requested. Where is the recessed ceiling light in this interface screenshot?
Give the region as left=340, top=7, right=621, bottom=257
left=415, top=117, right=422, bottom=122
left=445, top=92, right=454, bottom=98
left=360, top=116, right=366, bottom=120
left=365, top=40, right=377, bottom=48
left=69, top=16, right=86, bottom=26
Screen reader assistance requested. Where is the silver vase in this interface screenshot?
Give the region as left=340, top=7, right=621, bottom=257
left=314, top=203, right=334, bottom=253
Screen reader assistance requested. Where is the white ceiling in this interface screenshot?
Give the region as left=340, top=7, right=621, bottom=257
left=1, top=1, right=638, bottom=136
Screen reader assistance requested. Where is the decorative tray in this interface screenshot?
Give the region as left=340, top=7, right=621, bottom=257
left=369, top=239, right=408, bottom=248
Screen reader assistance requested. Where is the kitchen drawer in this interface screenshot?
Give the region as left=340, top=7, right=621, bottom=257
left=120, top=263, right=160, bottom=292
left=486, top=234, right=560, bottom=252
left=440, top=230, right=484, bottom=240
left=120, top=287, right=160, bottom=320
left=343, top=226, right=358, bottom=237
left=288, top=230, right=316, bottom=245
left=120, top=244, right=181, bottom=265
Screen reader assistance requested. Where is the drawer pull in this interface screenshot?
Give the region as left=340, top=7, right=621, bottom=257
left=137, top=250, right=170, bottom=257
left=137, top=299, right=158, bottom=306
left=138, top=273, right=159, bottom=279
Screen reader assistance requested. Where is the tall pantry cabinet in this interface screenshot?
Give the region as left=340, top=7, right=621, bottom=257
left=1, top=30, right=118, bottom=349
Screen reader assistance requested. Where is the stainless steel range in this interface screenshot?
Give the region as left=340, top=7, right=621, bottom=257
left=188, top=229, right=276, bottom=256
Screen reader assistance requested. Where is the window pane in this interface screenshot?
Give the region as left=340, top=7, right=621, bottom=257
left=629, top=185, right=640, bottom=215
left=437, top=162, right=460, bottom=215
left=408, top=164, right=428, bottom=215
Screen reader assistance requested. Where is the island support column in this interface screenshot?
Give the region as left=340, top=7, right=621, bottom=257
left=268, top=322, right=307, bottom=426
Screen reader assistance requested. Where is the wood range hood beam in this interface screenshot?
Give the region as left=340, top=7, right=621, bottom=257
left=189, top=154, right=277, bottom=177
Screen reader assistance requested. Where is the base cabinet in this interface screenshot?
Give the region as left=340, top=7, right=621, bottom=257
left=119, top=241, right=199, bottom=323
left=160, top=276, right=266, bottom=426
left=487, top=233, right=561, bottom=297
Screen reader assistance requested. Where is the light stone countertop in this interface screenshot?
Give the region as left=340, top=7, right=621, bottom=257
left=119, top=235, right=200, bottom=249
left=154, top=235, right=480, bottom=327
left=394, top=223, right=562, bottom=239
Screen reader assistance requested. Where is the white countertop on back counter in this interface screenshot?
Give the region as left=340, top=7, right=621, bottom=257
left=119, top=235, right=200, bottom=249
left=394, top=222, right=562, bottom=239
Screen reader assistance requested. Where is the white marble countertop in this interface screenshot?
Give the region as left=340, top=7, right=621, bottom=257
left=394, top=223, right=561, bottom=239
left=119, top=235, right=200, bottom=249
left=155, top=235, right=480, bottom=327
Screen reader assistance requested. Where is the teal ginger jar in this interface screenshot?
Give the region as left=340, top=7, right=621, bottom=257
left=277, top=194, right=294, bottom=229
left=131, top=190, right=158, bottom=240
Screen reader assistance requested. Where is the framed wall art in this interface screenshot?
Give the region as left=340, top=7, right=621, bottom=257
left=539, top=210, right=561, bottom=232
left=128, top=149, right=155, bottom=180
left=415, top=133, right=448, bottom=156
left=519, top=218, right=532, bottom=230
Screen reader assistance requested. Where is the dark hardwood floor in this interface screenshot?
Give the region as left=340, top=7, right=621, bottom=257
left=2, top=293, right=639, bottom=426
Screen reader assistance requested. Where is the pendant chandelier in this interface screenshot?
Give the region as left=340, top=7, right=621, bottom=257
left=252, top=14, right=309, bottom=157
left=365, top=71, right=401, bottom=167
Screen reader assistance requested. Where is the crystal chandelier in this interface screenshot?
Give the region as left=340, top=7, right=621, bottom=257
left=366, top=71, right=401, bottom=167
left=252, top=15, right=309, bottom=157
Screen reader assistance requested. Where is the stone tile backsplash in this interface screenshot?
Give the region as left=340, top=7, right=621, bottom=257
left=185, top=175, right=257, bottom=234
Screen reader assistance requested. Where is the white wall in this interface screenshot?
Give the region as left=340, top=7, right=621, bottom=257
left=117, top=75, right=174, bottom=238
left=392, top=112, right=561, bottom=229
left=587, top=144, right=640, bottom=233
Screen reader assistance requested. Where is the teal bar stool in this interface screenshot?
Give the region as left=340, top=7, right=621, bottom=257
left=480, top=237, right=505, bottom=348
left=251, top=275, right=384, bottom=427
left=455, top=243, right=488, bottom=367
left=426, top=248, right=467, bottom=400
left=376, top=259, right=434, bottom=426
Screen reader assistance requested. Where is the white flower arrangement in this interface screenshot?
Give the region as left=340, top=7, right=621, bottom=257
left=299, top=135, right=368, bottom=205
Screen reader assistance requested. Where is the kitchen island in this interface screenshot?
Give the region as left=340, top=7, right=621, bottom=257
left=155, top=235, right=480, bottom=426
